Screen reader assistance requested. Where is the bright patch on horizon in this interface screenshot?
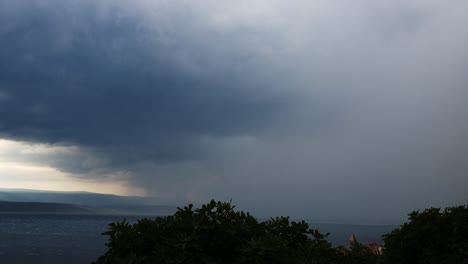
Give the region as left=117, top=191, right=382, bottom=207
left=0, top=139, right=144, bottom=196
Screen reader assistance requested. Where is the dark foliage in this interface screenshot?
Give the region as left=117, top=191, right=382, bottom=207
left=383, top=205, right=468, bottom=264
left=94, top=201, right=467, bottom=264
left=94, top=200, right=338, bottom=264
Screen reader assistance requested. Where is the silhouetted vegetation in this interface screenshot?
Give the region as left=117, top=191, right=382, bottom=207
left=382, top=205, right=468, bottom=264
left=94, top=201, right=467, bottom=264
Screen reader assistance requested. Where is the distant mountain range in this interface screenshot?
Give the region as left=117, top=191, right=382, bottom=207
left=0, top=188, right=177, bottom=215
left=0, top=201, right=110, bottom=214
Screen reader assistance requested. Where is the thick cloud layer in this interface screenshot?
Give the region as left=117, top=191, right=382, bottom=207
left=1, top=0, right=467, bottom=222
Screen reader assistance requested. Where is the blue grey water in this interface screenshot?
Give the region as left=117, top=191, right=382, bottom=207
left=0, top=214, right=396, bottom=264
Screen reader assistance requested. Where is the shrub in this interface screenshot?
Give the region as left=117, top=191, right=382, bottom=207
left=382, top=205, right=468, bottom=264
left=94, top=200, right=335, bottom=264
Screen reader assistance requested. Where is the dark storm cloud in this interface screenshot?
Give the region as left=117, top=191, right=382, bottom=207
left=0, top=0, right=290, bottom=166
left=1, top=0, right=467, bottom=222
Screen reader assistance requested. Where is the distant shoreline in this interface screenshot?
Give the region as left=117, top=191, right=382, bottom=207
left=0, top=201, right=172, bottom=217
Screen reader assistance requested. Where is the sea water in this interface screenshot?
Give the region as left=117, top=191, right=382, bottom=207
left=0, top=214, right=140, bottom=264
left=0, top=214, right=396, bottom=264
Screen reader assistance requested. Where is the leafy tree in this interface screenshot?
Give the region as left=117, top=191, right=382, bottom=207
left=96, top=200, right=468, bottom=263
left=94, top=200, right=337, bottom=264
left=382, top=205, right=468, bottom=264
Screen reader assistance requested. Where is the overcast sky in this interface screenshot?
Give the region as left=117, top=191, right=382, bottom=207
left=0, top=0, right=467, bottom=223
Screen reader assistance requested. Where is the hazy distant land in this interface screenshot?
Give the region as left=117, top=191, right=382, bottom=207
left=0, top=201, right=109, bottom=214
left=0, top=188, right=176, bottom=215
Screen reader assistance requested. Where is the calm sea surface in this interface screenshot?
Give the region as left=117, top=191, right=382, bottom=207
left=0, top=214, right=396, bottom=264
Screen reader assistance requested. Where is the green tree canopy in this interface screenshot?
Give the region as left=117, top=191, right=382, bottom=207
left=383, top=205, right=468, bottom=264
left=94, top=200, right=336, bottom=264
left=94, top=200, right=467, bottom=264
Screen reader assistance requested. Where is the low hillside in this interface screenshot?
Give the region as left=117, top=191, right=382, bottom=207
left=0, top=188, right=177, bottom=215
left=0, top=201, right=107, bottom=214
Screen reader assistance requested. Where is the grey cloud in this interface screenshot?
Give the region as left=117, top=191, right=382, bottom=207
left=0, top=0, right=290, bottom=160
left=1, top=0, right=467, bottom=222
